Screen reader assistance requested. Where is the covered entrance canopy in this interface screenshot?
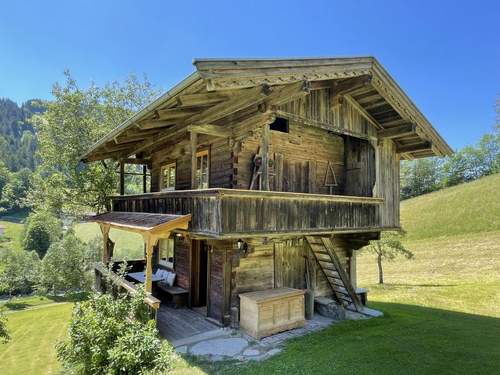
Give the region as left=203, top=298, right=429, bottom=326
left=91, top=211, right=191, bottom=293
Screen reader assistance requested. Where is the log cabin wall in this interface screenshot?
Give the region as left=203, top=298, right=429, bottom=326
left=173, top=235, right=191, bottom=290
left=149, top=134, right=233, bottom=192
left=234, top=121, right=345, bottom=194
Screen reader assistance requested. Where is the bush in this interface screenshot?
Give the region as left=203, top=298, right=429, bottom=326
left=57, top=291, right=175, bottom=374
left=36, top=230, right=93, bottom=295
left=0, top=248, right=40, bottom=296
left=23, top=210, right=62, bottom=258
left=0, top=310, right=9, bottom=343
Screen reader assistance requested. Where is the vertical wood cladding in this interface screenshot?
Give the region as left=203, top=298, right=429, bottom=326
left=343, top=136, right=376, bottom=197
left=375, top=139, right=400, bottom=228
left=173, top=236, right=190, bottom=290
left=208, top=248, right=225, bottom=321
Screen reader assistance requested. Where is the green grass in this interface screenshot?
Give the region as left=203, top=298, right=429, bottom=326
left=0, top=303, right=73, bottom=375
left=401, top=173, right=500, bottom=241
left=74, top=222, right=144, bottom=259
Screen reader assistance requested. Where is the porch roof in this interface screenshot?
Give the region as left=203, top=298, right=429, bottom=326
left=90, top=211, right=191, bottom=235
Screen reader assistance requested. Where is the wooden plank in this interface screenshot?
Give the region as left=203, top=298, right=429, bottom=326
left=190, top=132, right=198, bottom=188
left=187, top=124, right=232, bottom=138
left=396, top=140, right=432, bottom=153
left=260, top=123, right=270, bottom=190
left=343, top=94, right=382, bottom=130
left=177, top=92, right=228, bottom=107
left=119, top=161, right=125, bottom=195
left=378, top=123, right=416, bottom=139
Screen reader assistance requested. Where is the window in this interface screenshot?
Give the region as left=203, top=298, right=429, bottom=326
left=270, top=117, right=289, bottom=133
left=158, top=238, right=174, bottom=269
left=161, top=162, right=176, bottom=191
left=195, top=150, right=209, bottom=189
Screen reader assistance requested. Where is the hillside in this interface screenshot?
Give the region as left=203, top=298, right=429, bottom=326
left=400, top=173, right=500, bottom=241
left=0, top=98, right=44, bottom=171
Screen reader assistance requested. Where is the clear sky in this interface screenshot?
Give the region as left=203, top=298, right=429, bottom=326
left=1, top=0, right=499, bottom=149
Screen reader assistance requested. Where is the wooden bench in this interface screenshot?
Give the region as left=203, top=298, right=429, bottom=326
left=157, top=284, right=188, bottom=308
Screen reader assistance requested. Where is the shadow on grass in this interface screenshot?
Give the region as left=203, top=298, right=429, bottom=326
left=0, top=209, right=30, bottom=224
left=378, top=283, right=458, bottom=288
left=187, top=302, right=500, bottom=375
left=2, top=292, right=89, bottom=311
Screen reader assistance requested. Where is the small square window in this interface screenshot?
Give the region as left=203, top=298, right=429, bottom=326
left=270, top=117, right=289, bottom=133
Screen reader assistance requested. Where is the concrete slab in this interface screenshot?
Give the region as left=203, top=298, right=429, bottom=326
left=190, top=337, right=248, bottom=357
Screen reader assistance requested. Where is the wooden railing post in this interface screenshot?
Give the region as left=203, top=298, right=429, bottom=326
left=99, top=223, right=111, bottom=264
left=144, top=234, right=157, bottom=294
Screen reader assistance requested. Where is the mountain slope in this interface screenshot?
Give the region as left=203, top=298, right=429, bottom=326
left=401, top=173, right=500, bottom=241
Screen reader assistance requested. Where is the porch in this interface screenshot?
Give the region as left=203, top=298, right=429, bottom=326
left=111, top=188, right=391, bottom=237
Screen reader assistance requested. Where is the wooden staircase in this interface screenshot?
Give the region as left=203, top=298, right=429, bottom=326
left=305, top=236, right=362, bottom=312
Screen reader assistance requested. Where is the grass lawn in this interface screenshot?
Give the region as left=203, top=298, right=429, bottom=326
left=0, top=303, right=73, bottom=375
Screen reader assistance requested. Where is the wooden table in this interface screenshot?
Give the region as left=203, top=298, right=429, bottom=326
left=127, top=272, right=164, bottom=283
left=239, top=288, right=305, bottom=339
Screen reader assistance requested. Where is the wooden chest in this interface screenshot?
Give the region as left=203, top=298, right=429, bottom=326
left=239, top=288, right=305, bottom=339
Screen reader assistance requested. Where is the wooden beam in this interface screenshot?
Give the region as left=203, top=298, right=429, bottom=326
left=127, top=123, right=187, bottom=157
left=119, top=161, right=125, bottom=195
left=143, top=165, right=147, bottom=193
left=190, top=131, right=198, bottom=189
left=265, top=81, right=311, bottom=107
left=396, top=140, right=432, bottom=153
left=120, top=157, right=150, bottom=165
left=137, top=119, right=177, bottom=130
left=260, top=123, right=270, bottom=190
left=144, top=235, right=158, bottom=294
left=183, top=84, right=273, bottom=126
left=99, top=223, right=111, bottom=263
left=177, top=92, right=227, bottom=107
left=187, top=124, right=232, bottom=138
left=378, top=123, right=417, bottom=139
left=343, top=94, right=383, bottom=130
left=332, top=75, right=372, bottom=96
left=157, top=107, right=200, bottom=120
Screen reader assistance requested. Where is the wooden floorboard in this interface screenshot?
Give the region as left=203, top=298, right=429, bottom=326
left=157, top=305, right=218, bottom=342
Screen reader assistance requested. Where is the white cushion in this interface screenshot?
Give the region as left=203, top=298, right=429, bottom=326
left=166, top=272, right=176, bottom=287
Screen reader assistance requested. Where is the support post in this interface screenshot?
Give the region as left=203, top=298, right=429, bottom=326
left=100, top=224, right=111, bottom=264
left=348, top=250, right=357, bottom=289
left=119, top=160, right=125, bottom=195
left=190, top=131, right=198, bottom=189
left=260, top=123, right=270, bottom=190
left=142, top=165, right=147, bottom=193
left=144, top=235, right=157, bottom=294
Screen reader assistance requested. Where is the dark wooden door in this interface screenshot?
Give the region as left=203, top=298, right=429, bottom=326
left=191, top=240, right=208, bottom=308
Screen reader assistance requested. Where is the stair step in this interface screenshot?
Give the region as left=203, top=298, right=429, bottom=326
left=315, top=253, right=331, bottom=262
left=327, top=276, right=344, bottom=285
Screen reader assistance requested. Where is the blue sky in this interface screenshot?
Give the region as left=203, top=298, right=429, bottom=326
left=1, top=0, right=499, bottom=149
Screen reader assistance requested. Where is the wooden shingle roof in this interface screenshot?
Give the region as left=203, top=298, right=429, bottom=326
left=91, top=212, right=191, bottom=234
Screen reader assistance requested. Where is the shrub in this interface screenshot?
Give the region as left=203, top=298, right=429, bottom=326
left=0, top=310, right=9, bottom=343
left=0, top=248, right=40, bottom=296
left=57, top=291, right=175, bottom=374
left=36, top=229, right=93, bottom=294
left=23, top=210, right=62, bottom=258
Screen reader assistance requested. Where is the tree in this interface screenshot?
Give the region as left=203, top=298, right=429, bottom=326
left=364, top=231, right=414, bottom=284
left=0, top=167, right=32, bottom=212
left=23, top=210, right=62, bottom=258
left=37, top=230, right=94, bottom=294
left=0, top=310, right=9, bottom=344
left=0, top=249, right=40, bottom=296
left=56, top=291, right=175, bottom=374
left=30, top=71, right=159, bottom=216
left=400, top=158, right=442, bottom=200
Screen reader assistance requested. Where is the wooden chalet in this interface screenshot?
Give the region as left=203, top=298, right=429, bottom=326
left=82, top=57, right=451, bottom=339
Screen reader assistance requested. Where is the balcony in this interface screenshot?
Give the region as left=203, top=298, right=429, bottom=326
left=111, top=189, right=384, bottom=238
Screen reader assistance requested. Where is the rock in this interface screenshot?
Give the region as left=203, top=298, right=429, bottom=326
left=314, top=297, right=346, bottom=320
left=190, top=337, right=248, bottom=357
left=266, top=348, right=282, bottom=357
left=243, top=348, right=260, bottom=356
left=360, top=307, right=384, bottom=317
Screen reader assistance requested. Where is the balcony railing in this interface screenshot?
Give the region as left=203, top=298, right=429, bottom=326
left=111, top=189, right=384, bottom=237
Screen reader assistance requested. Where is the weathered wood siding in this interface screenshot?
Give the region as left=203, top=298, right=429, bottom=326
left=208, top=248, right=225, bottom=321
left=150, top=134, right=233, bottom=192
left=375, top=139, right=400, bottom=227
left=174, top=236, right=191, bottom=290
left=279, top=88, right=377, bottom=138
left=235, top=121, right=344, bottom=194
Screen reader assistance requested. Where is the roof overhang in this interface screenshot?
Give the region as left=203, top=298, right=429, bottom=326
left=91, top=211, right=191, bottom=237
left=81, top=57, right=452, bottom=161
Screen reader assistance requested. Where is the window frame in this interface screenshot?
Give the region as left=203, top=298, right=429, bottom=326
left=160, top=162, right=176, bottom=191
left=195, top=149, right=210, bottom=189
left=158, top=237, right=175, bottom=270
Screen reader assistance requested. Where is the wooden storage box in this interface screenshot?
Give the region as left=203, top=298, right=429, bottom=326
left=239, top=288, right=305, bottom=339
